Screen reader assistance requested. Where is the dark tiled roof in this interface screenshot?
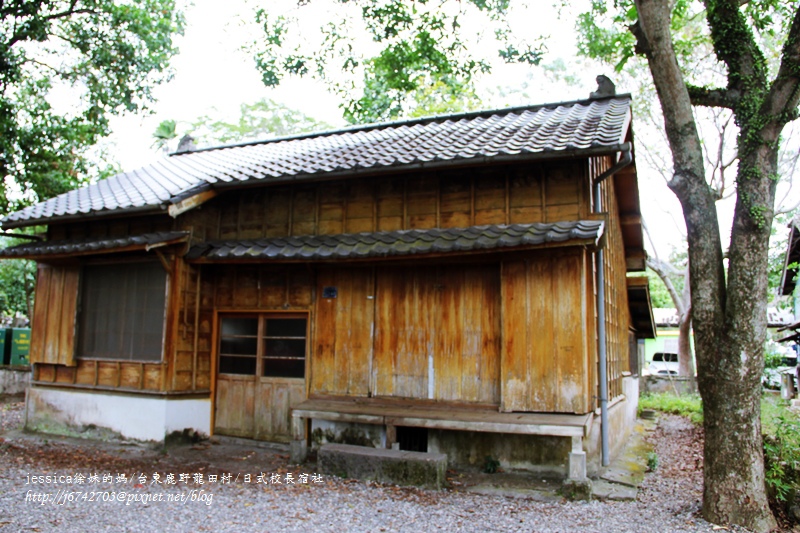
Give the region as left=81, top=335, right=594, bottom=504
left=2, top=96, right=632, bottom=228
left=0, top=231, right=189, bottom=258
left=185, top=221, right=604, bottom=262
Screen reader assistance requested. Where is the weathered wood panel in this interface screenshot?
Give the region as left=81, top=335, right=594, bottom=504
left=371, top=265, right=500, bottom=403
left=30, top=264, right=79, bottom=366
left=500, top=251, right=590, bottom=414
left=97, top=361, right=118, bottom=388
left=374, top=268, right=431, bottom=398
left=434, top=266, right=501, bottom=403
left=179, top=162, right=586, bottom=242
left=54, top=365, right=76, bottom=384
left=252, top=379, right=305, bottom=442
left=50, top=216, right=172, bottom=242
left=214, top=375, right=256, bottom=437
left=312, top=269, right=338, bottom=395
left=474, top=172, right=507, bottom=225
left=75, top=360, right=96, bottom=385
left=501, top=260, right=529, bottom=412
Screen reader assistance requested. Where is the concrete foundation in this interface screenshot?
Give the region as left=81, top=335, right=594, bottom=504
left=318, top=443, right=447, bottom=489
left=26, top=386, right=211, bottom=442
left=586, top=375, right=639, bottom=473
left=641, top=375, right=697, bottom=395
left=0, top=366, right=30, bottom=394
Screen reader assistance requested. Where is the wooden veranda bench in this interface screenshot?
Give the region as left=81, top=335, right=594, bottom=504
left=290, top=397, right=594, bottom=480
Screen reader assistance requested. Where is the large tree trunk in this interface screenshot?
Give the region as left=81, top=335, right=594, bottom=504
left=700, top=143, right=778, bottom=529
left=632, top=0, right=786, bottom=530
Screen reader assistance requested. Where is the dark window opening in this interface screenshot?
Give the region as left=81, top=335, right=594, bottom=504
left=219, top=317, right=258, bottom=376
left=397, top=426, right=427, bottom=452
left=218, top=315, right=306, bottom=378
left=77, top=262, right=166, bottom=362
left=263, top=318, right=307, bottom=378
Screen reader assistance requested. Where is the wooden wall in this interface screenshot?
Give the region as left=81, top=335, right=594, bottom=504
left=500, top=250, right=593, bottom=414
left=310, top=264, right=501, bottom=405
left=48, top=215, right=172, bottom=241
left=590, top=156, right=633, bottom=401
left=31, top=264, right=79, bottom=367
left=30, top=157, right=637, bottom=418
left=179, top=162, right=590, bottom=240
left=32, top=255, right=177, bottom=393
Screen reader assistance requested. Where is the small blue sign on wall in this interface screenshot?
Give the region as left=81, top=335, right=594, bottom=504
left=322, top=286, right=338, bottom=299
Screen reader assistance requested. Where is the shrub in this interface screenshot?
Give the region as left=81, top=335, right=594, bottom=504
left=762, top=397, right=800, bottom=504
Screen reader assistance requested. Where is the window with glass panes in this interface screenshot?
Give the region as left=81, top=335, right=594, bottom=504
left=218, top=314, right=307, bottom=378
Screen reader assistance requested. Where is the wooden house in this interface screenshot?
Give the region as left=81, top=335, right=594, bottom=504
left=0, top=94, right=654, bottom=479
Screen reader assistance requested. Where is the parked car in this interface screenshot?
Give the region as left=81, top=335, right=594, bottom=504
left=647, top=352, right=679, bottom=376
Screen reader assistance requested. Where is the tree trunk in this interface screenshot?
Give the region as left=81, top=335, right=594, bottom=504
left=677, top=312, right=694, bottom=376
left=632, top=0, right=781, bottom=530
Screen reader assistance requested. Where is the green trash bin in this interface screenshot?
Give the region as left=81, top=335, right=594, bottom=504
left=9, top=328, right=30, bottom=366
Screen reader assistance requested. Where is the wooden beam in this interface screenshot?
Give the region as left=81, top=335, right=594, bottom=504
left=619, top=214, right=642, bottom=226
left=154, top=250, right=172, bottom=273
left=168, top=190, right=218, bottom=218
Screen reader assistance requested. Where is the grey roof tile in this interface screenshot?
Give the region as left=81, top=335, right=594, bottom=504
left=0, top=231, right=189, bottom=258
left=2, top=96, right=631, bottom=228
left=185, top=221, right=604, bottom=262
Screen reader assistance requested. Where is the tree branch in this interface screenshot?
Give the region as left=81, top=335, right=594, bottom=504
left=687, top=84, right=739, bottom=108
left=703, top=0, right=768, bottom=109
left=647, top=256, right=687, bottom=315
left=762, top=5, right=800, bottom=131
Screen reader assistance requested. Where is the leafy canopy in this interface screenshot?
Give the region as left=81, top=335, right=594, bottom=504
left=0, top=0, right=185, bottom=216
left=152, top=98, right=336, bottom=152
left=251, top=0, right=543, bottom=124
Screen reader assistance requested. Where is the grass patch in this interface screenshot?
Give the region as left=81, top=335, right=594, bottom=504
left=639, top=392, right=703, bottom=424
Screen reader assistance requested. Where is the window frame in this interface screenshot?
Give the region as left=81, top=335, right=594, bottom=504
left=75, top=259, right=169, bottom=363
left=216, top=312, right=308, bottom=380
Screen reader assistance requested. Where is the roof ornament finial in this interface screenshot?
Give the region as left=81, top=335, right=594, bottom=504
left=590, top=75, right=616, bottom=99
left=175, top=134, right=197, bottom=154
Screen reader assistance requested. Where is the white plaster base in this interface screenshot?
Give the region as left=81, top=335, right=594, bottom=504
left=585, top=375, right=640, bottom=474
left=0, top=367, right=30, bottom=394
left=26, top=387, right=211, bottom=442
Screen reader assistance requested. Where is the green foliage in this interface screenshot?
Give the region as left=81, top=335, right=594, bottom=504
left=152, top=119, right=178, bottom=150
left=646, top=451, right=659, bottom=472
left=251, top=0, right=543, bottom=124
left=0, top=257, right=35, bottom=317
left=764, top=348, right=785, bottom=369
left=187, top=99, right=333, bottom=147
left=648, top=269, right=675, bottom=308
left=762, top=396, right=800, bottom=503
left=0, top=0, right=184, bottom=215
left=639, top=392, right=703, bottom=424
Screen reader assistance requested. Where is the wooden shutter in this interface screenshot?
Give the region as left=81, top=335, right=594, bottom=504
left=30, top=264, right=79, bottom=366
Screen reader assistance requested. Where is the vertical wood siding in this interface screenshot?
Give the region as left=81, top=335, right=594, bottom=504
left=310, top=264, right=501, bottom=404
left=500, top=250, right=590, bottom=414
left=30, top=264, right=79, bottom=366
left=179, top=161, right=588, bottom=241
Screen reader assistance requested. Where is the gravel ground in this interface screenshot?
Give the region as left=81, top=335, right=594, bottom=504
left=0, top=394, right=755, bottom=532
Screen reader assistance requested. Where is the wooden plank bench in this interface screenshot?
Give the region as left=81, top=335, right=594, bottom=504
left=290, top=397, right=594, bottom=480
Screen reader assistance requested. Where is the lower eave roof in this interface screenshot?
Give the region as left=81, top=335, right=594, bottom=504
left=627, top=277, right=656, bottom=339
left=186, top=221, right=605, bottom=263
left=0, top=231, right=189, bottom=260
